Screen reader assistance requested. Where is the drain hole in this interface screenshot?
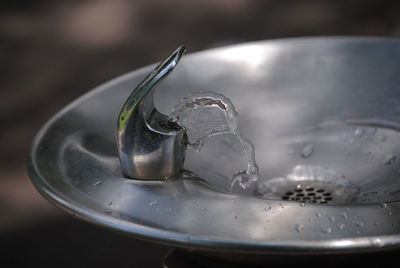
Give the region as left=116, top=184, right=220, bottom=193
left=281, top=185, right=334, bottom=204
left=255, top=166, right=361, bottom=205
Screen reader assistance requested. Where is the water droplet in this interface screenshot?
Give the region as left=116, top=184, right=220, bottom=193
left=339, top=212, right=347, bottom=219
left=352, top=221, right=364, bottom=227
left=299, top=203, right=306, bottom=207
left=380, top=203, right=388, bottom=208
left=294, top=224, right=304, bottom=233
left=354, top=128, right=365, bottom=137
left=201, top=207, right=206, bottom=211
left=378, top=134, right=386, bottom=142
left=94, top=180, right=102, bottom=187
left=168, top=208, right=173, bottom=212
left=372, top=239, right=384, bottom=247
left=107, top=202, right=113, bottom=206
left=232, top=170, right=258, bottom=189
left=301, top=144, right=315, bottom=158
left=329, top=216, right=335, bottom=222
left=315, top=212, right=322, bottom=217
left=388, top=211, right=392, bottom=215
left=264, top=206, right=271, bottom=211
left=385, top=154, right=396, bottom=165
left=321, top=227, right=331, bottom=234
left=337, top=223, right=345, bottom=230
left=309, top=218, right=313, bottom=222
left=149, top=201, right=158, bottom=206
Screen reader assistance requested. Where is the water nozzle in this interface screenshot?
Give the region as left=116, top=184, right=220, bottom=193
left=116, top=46, right=187, bottom=180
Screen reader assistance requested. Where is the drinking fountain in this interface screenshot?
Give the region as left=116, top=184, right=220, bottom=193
left=28, top=37, right=400, bottom=265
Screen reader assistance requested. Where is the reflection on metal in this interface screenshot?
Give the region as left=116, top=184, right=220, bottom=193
left=117, top=46, right=187, bottom=180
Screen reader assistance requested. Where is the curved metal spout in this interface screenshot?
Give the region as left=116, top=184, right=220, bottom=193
left=117, top=46, right=187, bottom=180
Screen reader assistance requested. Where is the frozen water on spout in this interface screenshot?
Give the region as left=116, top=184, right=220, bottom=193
left=169, top=91, right=260, bottom=189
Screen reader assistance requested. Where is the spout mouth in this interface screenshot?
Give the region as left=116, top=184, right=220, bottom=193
left=117, top=45, right=186, bottom=132
left=116, top=46, right=187, bottom=180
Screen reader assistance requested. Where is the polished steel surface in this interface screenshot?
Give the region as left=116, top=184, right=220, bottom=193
left=28, top=37, right=400, bottom=255
left=117, top=46, right=186, bottom=180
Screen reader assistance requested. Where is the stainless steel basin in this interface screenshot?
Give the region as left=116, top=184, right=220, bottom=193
left=28, top=37, right=400, bottom=260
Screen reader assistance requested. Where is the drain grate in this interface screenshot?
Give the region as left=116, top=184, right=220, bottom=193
left=282, top=185, right=333, bottom=204
left=254, top=166, right=360, bottom=205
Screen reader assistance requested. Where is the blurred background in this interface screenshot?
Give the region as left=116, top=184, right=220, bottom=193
left=2, top=0, right=400, bottom=267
